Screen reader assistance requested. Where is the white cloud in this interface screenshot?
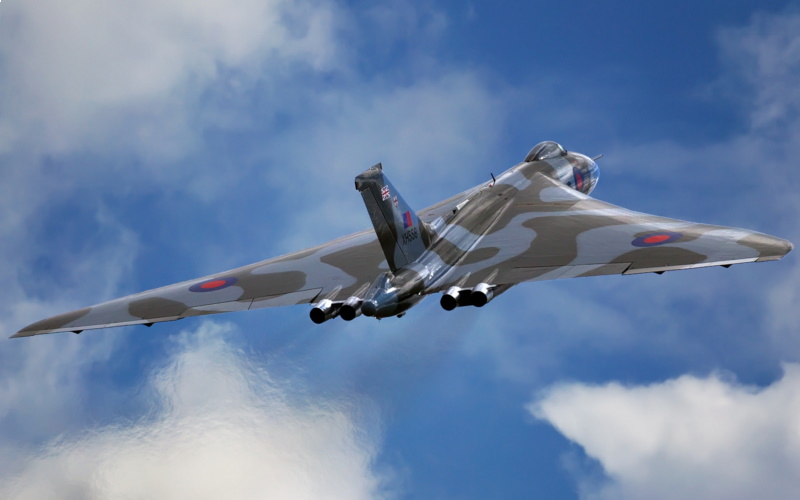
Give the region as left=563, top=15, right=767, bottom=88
left=0, top=0, right=340, bottom=158
left=0, top=206, right=136, bottom=442
left=0, top=334, right=118, bottom=444
left=1, top=321, right=387, bottom=500
left=716, top=12, right=800, bottom=131
left=530, top=364, right=800, bottom=500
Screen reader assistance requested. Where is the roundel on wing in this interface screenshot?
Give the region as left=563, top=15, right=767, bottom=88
left=189, top=277, right=239, bottom=292
left=632, top=231, right=683, bottom=247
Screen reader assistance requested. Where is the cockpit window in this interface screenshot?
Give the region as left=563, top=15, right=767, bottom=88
left=524, top=141, right=567, bottom=162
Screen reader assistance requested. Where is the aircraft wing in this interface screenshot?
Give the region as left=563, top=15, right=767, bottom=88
left=13, top=230, right=388, bottom=337
left=14, top=168, right=792, bottom=337
left=417, top=182, right=487, bottom=223
left=432, top=172, right=793, bottom=289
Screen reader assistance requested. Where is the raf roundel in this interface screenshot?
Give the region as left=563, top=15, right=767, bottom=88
left=632, top=231, right=683, bottom=247
left=189, top=277, right=239, bottom=292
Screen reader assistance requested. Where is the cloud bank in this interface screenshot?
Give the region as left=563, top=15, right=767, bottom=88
left=530, top=365, right=800, bottom=500
left=0, top=0, right=339, bottom=158
left=1, top=322, right=386, bottom=500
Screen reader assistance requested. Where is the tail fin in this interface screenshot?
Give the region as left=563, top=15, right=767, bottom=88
left=355, top=163, right=430, bottom=272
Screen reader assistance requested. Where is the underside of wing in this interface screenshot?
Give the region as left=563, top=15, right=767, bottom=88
left=433, top=172, right=792, bottom=289
left=13, top=231, right=388, bottom=337
left=14, top=178, right=492, bottom=337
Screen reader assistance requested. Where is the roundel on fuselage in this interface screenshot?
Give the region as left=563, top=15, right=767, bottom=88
left=525, top=141, right=567, bottom=162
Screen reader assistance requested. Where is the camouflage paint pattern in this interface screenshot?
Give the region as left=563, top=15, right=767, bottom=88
left=13, top=142, right=792, bottom=336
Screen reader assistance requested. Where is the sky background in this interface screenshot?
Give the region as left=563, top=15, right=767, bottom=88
left=1, top=1, right=800, bottom=498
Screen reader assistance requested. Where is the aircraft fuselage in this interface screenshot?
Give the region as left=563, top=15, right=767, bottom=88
left=359, top=145, right=601, bottom=318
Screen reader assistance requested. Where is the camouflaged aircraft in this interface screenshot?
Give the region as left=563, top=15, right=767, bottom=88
left=13, top=141, right=793, bottom=337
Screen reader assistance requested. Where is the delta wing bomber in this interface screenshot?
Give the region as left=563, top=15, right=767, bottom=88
left=14, top=141, right=793, bottom=337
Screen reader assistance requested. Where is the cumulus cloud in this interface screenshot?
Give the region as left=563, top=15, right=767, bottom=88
left=0, top=0, right=340, bottom=158
left=530, top=365, right=800, bottom=500
left=1, top=322, right=387, bottom=500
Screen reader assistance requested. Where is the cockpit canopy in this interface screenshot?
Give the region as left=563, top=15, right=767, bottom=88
left=524, top=141, right=567, bottom=162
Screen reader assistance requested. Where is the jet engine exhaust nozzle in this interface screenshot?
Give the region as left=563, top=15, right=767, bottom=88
left=470, top=283, right=494, bottom=307
left=310, top=299, right=340, bottom=324
left=440, top=286, right=464, bottom=311
left=339, top=296, right=363, bottom=321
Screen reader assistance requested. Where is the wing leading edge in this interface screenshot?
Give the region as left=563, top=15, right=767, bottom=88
left=14, top=146, right=793, bottom=336
left=429, top=172, right=792, bottom=290
left=13, top=230, right=388, bottom=337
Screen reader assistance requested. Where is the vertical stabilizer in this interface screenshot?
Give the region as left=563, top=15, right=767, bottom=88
left=355, top=163, right=430, bottom=271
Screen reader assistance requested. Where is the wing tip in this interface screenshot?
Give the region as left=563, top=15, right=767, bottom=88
left=755, top=235, right=794, bottom=262
left=10, top=331, right=36, bottom=339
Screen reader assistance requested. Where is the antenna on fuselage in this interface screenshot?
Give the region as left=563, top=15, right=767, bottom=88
left=490, top=172, right=496, bottom=186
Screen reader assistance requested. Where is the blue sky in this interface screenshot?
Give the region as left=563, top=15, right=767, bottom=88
left=1, top=1, right=800, bottom=498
